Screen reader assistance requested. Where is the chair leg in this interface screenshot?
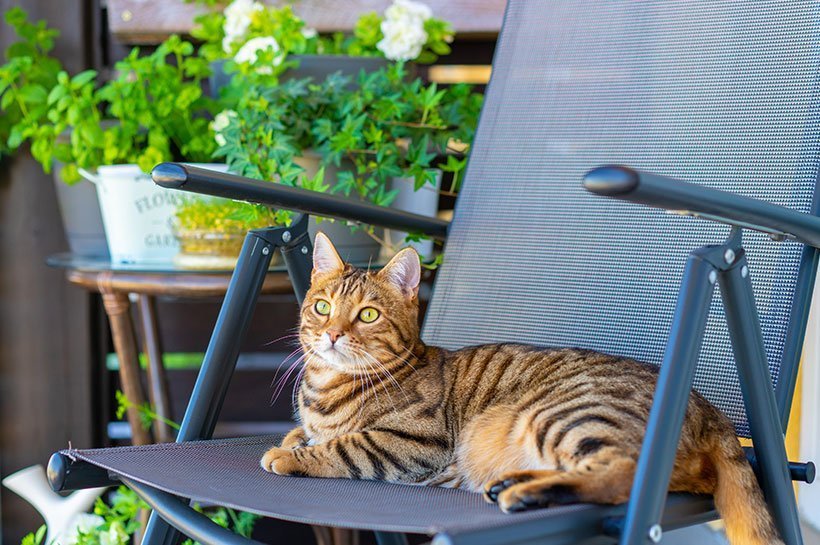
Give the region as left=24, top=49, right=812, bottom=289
left=620, top=250, right=718, bottom=545
left=141, top=230, right=276, bottom=545
left=140, top=217, right=313, bottom=545
left=720, top=255, right=803, bottom=545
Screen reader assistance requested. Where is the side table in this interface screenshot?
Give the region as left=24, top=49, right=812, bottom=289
left=47, top=254, right=295, bottom=445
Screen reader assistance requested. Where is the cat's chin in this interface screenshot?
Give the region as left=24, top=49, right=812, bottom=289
left=311, top=349, right=356, bottom=373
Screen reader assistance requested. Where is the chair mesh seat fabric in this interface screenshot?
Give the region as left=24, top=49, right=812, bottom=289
left=423, top=0, right=820, bottom=437
left=62, top=437, right=714, bottom=536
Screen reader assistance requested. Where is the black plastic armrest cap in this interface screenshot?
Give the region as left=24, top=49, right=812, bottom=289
left=152, top=163, right=188, bottom=189
left=583, top=165, right=640, bottom=196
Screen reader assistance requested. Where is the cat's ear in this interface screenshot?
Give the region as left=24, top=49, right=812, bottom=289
left=378, top=247, right=421, bottom=299
left=312, top=232, right=345, bottom=278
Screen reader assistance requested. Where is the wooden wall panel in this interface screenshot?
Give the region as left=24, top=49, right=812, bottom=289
left=0, top=0, right=96, bottom=542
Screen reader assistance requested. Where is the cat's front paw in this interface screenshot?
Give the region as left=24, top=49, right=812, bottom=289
left=280, top=427, right=309, bottom=450
left=260, top=447, right=304, bottom=476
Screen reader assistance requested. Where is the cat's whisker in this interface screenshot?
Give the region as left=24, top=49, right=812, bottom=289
left=285, top=347, right=317, bottom=408
left=354, top=353, right=381, bottom=408
left=272, top=357, right=306, bottom=402
left=354, top=349, right=399, bottom=414
left=290, top=353, right=313, bottom=410
left=270, top=346, right=307, bottom=387
left=359, top=349, right=410, bottom=405
left=261, top=332, right=302, bottom=347
left=271, top=349, right=313, bottom=405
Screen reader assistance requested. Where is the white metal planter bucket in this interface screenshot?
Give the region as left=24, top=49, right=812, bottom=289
left=81, top=163, right=228, bottom=264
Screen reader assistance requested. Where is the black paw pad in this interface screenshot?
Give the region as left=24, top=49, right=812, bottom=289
left=484, top=479, right=518, bottom=502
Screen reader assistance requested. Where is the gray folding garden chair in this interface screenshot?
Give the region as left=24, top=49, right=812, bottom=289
left=48, top=1, right=819, bottom=544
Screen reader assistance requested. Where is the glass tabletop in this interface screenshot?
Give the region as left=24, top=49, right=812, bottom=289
left=46, top=253, right=391, bottom=274
left=46, top=253, right=291, bottom=274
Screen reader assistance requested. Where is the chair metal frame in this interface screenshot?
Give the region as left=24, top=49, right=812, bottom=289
left=47, top=161, right=818, bottom=545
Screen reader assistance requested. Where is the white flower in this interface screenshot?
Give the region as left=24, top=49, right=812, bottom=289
left=384, top=0, right=432, bottom=24
left=222, top=35, right=235, bottom=54
left=376, top=0, right=432, bottom=61
left=377, top=17, right=428, bottom=61
left=56, top=514, right=105, bottom=545
left=301, top=27, right=318, bottom=39
left=222, top=0, right=264, bottom=53
left=234, top=36, right=282, bottom=74
left=211, top=109, right=237, bottom=147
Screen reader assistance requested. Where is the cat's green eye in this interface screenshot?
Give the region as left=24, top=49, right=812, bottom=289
left=315, top=300, right=331, bottom=316
left=358, top=307, right=380, bottom=323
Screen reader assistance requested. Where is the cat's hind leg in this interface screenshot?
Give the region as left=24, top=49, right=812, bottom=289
left=456, top=404, right=543, bottom=491
left=491, top=449, right=636, bottom=512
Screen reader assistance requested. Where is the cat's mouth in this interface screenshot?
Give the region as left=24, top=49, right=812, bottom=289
left=312, top=343, right=353, bottom=370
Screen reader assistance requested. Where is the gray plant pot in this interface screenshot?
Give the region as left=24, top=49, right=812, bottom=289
left=210, top=54, right=390, bottom=97
left=386, top=171, right=442, bottom=257
left=52, top=164, right=109, bottom=257
left=293, top=151, right=383, bottom=264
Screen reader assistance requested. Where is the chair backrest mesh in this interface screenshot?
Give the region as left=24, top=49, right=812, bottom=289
left=422, top=0, right=820, bottom=436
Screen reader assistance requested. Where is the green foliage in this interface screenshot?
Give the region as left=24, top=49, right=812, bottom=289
left=181, top=506, right=259, bottom=545
left=175, top=197, right=282, bottom=231
left=0, top=9, right=218, bottom=183
left=0, top=8, right=62, bottom=159
left=20, top=526, right=45, bottom=545
left=191, top=10, right=227, bottom=62
left=115, top=389, right=181, bottom=432
left=314, top=63, right=481, bottom=203
left=25, top=484, right=259, bottom=545
left=216, top=62, right=481, bottom=211
left=79, top=487, right=147, bottom=545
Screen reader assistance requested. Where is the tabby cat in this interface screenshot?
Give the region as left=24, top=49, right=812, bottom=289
left=261, top=233, right=783, bottom=545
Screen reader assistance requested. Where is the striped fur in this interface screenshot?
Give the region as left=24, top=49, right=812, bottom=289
left=261, top=234, right=783, bottom=545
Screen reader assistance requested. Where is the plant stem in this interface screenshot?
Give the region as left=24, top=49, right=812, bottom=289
left=10, top=81, right=31, bottom=119
left=366, top=113, right=447, bottom=130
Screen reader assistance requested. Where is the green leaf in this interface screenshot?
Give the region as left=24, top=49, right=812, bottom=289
left=34, top=524, right=46, bottom=545
left=70, top=69, right=97, bottom=87
left=46, top=84, right=68, bottom=105
left=137, top=147, right=166, bottom=173
left=0, top=91, right=14, bottom=110
left=7, top=125, right=25, bottom=149
left=17, top=83, right=47, bottom=104
left=59, top=163, right=81, bottom=184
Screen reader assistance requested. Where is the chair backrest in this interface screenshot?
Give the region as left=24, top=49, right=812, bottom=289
left=422, top=0, right=820, bottom=437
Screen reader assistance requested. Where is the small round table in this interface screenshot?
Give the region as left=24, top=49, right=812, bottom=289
left=47, top=254, right=296, bottom=445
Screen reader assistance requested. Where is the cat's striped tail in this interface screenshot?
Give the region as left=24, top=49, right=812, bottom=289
left=712, top=439, right=785, bottom=545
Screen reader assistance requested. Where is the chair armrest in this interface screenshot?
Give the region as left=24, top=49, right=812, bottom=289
left=152, top=163, right=449, bottom=240
left=583, top=166, right=820, bottom=248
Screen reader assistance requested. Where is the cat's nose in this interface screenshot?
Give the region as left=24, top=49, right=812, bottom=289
left=327, top=329, right=344, bottom=344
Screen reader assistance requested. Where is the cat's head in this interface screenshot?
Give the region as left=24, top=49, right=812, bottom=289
left=300, top=232, right=422, bottom=373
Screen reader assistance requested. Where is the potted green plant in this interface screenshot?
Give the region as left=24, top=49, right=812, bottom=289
left=0, top=8, right=108, bottom=256
left=206, top=63, right=482, bottom=261
left=310, top=63, right=482, bottom=256
left=196, top=0, right=454, bottom=96
left=0, top=13, right=232, bottom=263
